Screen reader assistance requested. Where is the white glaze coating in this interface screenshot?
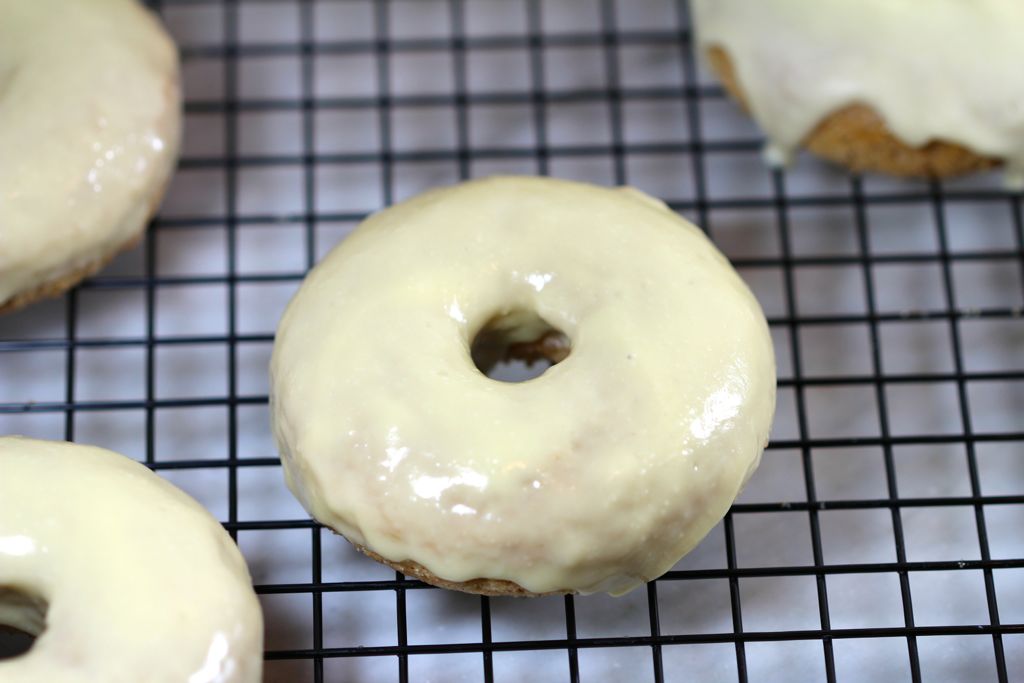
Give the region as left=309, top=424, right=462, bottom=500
left=271, top=177, right=776, bottom=595
left=0, top=0, right=181, bottom=308
left=0, top=437, right=263, bottom=682
left=691, top=0, right=1024, bottom=185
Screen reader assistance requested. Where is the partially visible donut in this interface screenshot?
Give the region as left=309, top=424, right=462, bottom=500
left=705, top=48, right=1000, bottom=180
left=0, top=0, right=181, bottom=313
left=0, top=437, right=263, bottom=682
left=691, top=0, right=1021, bottom=183
left=271, top=176, right=776, bottom=596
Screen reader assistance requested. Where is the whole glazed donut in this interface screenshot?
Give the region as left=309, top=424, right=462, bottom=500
left=691, top=0, right=1024, bottom=185
left=0, top=0, right=181, bottom=313
left=271, top=176, right=776, bottom=596
left=0, top=437, right=263, bottom=682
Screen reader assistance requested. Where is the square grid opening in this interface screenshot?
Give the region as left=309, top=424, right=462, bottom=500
left=2, top=1, right=1023, bottom=682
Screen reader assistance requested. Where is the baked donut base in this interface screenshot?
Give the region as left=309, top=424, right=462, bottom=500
left=355, top=544, right=570, bottom=597
left=706, top=46, right=1001, bottom=179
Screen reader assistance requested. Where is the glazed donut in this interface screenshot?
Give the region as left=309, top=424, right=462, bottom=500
left=271, top=176, right=776, bottom=596
left=0, top=0, right=181, bottom=313
left=0, top=437, right=262, bottom=682
left=691, top=0, right=1024, bottom=185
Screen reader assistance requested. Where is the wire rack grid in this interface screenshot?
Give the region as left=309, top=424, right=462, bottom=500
left=2, top=0, right=1024, bottom=681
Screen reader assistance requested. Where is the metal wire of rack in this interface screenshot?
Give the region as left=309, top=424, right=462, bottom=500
left=1, top=0, right=1023, bottom=681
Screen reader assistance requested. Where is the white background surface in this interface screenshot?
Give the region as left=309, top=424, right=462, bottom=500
left=2, top=1, right=1023, bottom=681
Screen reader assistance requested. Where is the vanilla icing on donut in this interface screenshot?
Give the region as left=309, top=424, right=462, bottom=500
left=691, top=0, right=1024, bottom=186
left=0, top=0, right=181, bottom=308
left=0, top=437, right=262, bottom=682
left=271, top=177, right=776, bottom=595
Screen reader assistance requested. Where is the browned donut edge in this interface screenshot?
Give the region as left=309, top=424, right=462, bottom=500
left=351, top=543, right=573, bottom=598
left=706, top=46, right=1001, bottom=179
left=0, top=232, right=144, bottom=315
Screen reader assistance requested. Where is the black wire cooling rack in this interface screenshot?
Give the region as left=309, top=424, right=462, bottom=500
left=2, top=1, right=1024, bottom=681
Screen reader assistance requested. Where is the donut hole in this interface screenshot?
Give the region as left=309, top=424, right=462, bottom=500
left=0, top=587, right=46, bottom=659
left=470, top=309, right=571, bottom=382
